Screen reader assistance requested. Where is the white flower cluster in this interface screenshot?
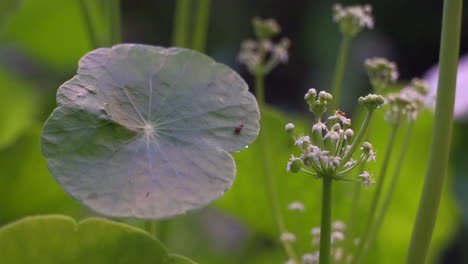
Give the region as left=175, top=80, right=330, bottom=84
left=365, top=57, right=399, bottom=92
left=384, top=78, right=431, bottom=123
left=286, top=89, right=382, bottom=187
left=238, top=17, right=290, bottom=74
left=333, top=4, right=374, bottom=37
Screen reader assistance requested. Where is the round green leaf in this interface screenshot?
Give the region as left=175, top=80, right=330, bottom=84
left=0, top=215, right=196, bottom=264
left=41, top=44, right=260, bottom=219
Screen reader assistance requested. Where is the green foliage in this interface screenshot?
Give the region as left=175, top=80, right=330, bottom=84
left=0, top=126, right=81, bottom=225
left=41, top=44, right=260, bottom=219
left=0, top=215, right=196, bottom=263
left=2, top=0, right=103, bottom=68
left=0, top=67, right=35, bottom=150
left=0, top=0, right=22, bottom=32
left=361, top=110, right=457, bottom=264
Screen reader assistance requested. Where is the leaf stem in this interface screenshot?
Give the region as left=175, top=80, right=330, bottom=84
left=172, top=0, right=192, bottom=47
left=406, top=1, right=462, bottom=263
left=330, top=35, right=352, bottom=112
left=319, top=176, right=333, bottom=264
left=192, top=0, right=211, bottom=52
left=78, top=0, right=100, bottom=49
left=366, top=122, right=414, bottom=254
left=255, top=73, right=299, bottom=263
left=108, top=0, right=122, bottom=45
left=353, top=124, right=399, bottom=264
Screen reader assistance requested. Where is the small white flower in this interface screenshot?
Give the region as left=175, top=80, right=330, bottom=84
left=302, top=252, right=319, bottom=264
left=285, top=259, right=295, bottom=264
left=344, top=158, right=356, bottom=168
left=324, top=130, right=340, bottom=141
left=359, top=171, right=376, bottom=187
left=288, top=201, right=305, bottom=212
left=331, top=231, right=345, bottom=243
left=311, top=227, right=321, bottom=236
left=295, top=135, right=311, bottom=147
left=280, top=232, right=296, bottom=242
left=312, top=122, right=327, bottom=132
left=328, top=156, right=341, bottom=168
left=367, top=150, right=376, bottom=162
left=307, top=146, right=329, bottom=162
left=332, top=220, right=346, bottom=230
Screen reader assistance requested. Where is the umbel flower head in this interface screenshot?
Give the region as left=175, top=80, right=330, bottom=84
left=365, top=57, right=399, bottom=92
left=286, top=89, right=384, bottom=186
left=333, top=3, right=374, bottom=37
left=238, top=17, right=290, bottom=75
left=384, top=78, right=431, bottom=123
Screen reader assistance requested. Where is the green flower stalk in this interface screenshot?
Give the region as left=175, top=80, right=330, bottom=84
left=406, top=0, right=462, bottom=261
left=330, top=4, right=374, bottom=111
left=286, top=91, right=383, bottom=264
left=239, top=17, right=297, bottom=263
left=353, top=79, right=432, bottom=264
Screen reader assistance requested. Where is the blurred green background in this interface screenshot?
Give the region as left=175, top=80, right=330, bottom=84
left=0, top=0, right=467, bottom=263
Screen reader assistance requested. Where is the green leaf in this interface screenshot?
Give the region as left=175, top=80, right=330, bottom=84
left=0, top=215, right=196, bottom=264
left=0, top=67, right=35, bottom=150
left=0, top=125, right=81, bottom=225
left=41, top=44, right=260, bottom=219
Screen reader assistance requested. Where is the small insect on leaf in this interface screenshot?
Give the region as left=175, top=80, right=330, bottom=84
left=234, top=123, right=245, bottom=134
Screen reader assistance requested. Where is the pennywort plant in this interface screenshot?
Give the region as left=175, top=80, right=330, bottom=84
left=285, top=91, right=384, bottom=264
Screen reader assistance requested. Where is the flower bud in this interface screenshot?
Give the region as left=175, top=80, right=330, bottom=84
left=344, top=129, right=354, bottom=138
left=333, top=4, right=374, bottom=37
left=253, top=17, right=280, bottom=40
left=287, top=156, right=303, bottom=173
left=358, top=94, right=385, bottom=110
left=365, top=57, right=399, bottom=92
left=410, top=78, right=431, bottom=96
left=285, top=123, right=295, bottom=133
left=361, top=142, right=373, bottom=151
left=304, top=88, right=317, bottom=104
left=318, top=91, right=333, bottom=103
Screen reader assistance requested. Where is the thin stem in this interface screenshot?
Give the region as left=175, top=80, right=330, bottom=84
left=406, top=1, right=462, bottom=263
left=192, top=0, right=211, bottom=52
left=172, top=0, right=192, bottom=47
left=319, top=176, right=333, bottom=264
left=353, top=124, right=399, bottom=264
left=365, top=122, right=414, bottom=254
left=255, top=73, right=299, bottom=263
left=341, top=110, right=374, bottom=166
left=78, top=0, right=100, bottom=48
left=144, top=221, right=158, bottom=238
left=330, top=36, right=352, bottom=112
left=108, top=0, right=122, bottom=44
